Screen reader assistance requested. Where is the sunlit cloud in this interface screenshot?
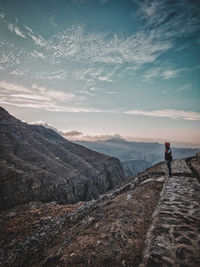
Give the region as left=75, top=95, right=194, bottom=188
left=29, top=121, right=122, bottom=141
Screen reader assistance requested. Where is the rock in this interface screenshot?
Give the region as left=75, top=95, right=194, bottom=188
left=0, top=107, right=125, bottom=209
left=127, top=194, right=133, bottom=200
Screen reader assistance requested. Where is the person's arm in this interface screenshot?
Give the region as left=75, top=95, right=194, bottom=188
left=169, top=148, right=173, bottom=160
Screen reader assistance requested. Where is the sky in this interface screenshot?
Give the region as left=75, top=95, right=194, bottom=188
left=0, top=0, right=200, bottom=145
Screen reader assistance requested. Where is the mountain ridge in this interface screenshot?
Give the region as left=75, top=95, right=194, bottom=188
left=75, top=139, right=200, bottom=178
left=0, top=106, right=125, bottom=209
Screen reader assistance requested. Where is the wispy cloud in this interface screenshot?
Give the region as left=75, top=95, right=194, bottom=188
left=1, top=81, right=199, bottom=122
left=7, top=23, right=26, bottom=38
left=33, top=70, right=69, bottom=80
left=47, top=25, right=172, bottom=66
left=24, top=25, right=34, bottom=34
left=143, top=67, right=180, bottom=80
left=142, top=67, right=161, bottom=80
left=161, top=69, right=179, bottom=80
left=124, top=109, right=200, bottom=121
left=0, top=80, right=76, bottom=111
left=73, top=66, right=115, bottom=85
left=31, top=51, right=46, bottom=59
left=27, top=32, right=46, bottom=46
left=137, top=0, right=200, bottom=41
left=9, top=69, right=28, bottom=76
left=176, top=83, right=191, bottom=92
left=0, top=11, right=5, bottom=19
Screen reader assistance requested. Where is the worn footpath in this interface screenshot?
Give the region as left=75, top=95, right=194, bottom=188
left=141, top=158, right=200, bottom=267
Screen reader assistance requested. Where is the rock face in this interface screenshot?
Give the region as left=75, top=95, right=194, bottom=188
left=0, top=152, right=199, bottom=266
left=1, top=155, right=199, bottom=266
left=0, top=106, right=125, bottom=209
left=122, top=159, right=151, bottom=178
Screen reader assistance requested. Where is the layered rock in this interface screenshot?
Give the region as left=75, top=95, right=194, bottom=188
left=0, top=106, right=125, bottom=209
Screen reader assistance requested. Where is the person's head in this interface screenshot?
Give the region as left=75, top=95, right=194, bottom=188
left=165, top=142, right=170, bottom=148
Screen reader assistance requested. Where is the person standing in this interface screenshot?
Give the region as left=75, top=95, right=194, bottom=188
left=165, top=142, right=173, bottom=177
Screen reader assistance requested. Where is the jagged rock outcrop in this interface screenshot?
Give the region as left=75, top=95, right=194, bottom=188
left=1, top=154, right=199, bottom=266
left=0, top=106, right=125, bottom=209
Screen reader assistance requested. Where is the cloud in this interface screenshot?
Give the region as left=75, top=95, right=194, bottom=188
left=9, top=69, right=28, bottom=76
left=124, top=109, right=200, bottom=121
left=30, top=120, right=84, bottom=138
left=73, top=66, right=115, bottom=86
left=143, top=67, right=180, bottom=80
left=1, top=81, right=199, bottom=122
left=98, top=76, right=113, bottom=82
left=0, top=11, right=5, bottom=19
left=27, top=32, right=46, bottom=46
left=161, top=69, right=179, bottom=79
left=31, top=51, right=46, bottom=59
left=60, top=130, right=83, bottom=137
left=137, top=0, right=200, bottom=41
left=30, top=120, right=58, bottom=131
left=49, top=15, right=58, bottom=28
left=29, top=121, right=123, bottom=141
left=7, top=23, right=26, bottom=38
left=33, top=70, right=69, bottom=80
left=0, top=80, right=77, bottom=111
left=142, top=67, right=161, bottom=80
left=24, top=25, right=34, bottom=33
left=176, top=83, right=191, bottom=92
left=0, top=80, right=30, bottom=93
left=0, top=54, right=10, bottom=65
left=48, top=25, right=172, bottom=65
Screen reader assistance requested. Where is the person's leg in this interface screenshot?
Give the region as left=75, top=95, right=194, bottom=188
left=167, top=160, right=171, bottom=177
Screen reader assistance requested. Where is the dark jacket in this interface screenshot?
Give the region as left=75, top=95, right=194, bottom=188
left=165, top=147, right=172, bottom=161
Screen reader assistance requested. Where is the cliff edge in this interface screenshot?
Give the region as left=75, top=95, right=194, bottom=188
left=0, top=154, right=199, bottom=266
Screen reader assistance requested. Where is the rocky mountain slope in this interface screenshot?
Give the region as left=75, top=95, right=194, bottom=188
left=0, top=107, right=125, bottom=209
left=0, top=154, right=199, bottom=266
left=75, top=138, right=200, bottom=178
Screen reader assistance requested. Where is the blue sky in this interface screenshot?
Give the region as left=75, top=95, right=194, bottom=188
left=0, top=0, right=200, bottom=144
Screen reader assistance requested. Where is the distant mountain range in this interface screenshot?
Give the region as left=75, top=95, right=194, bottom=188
left=0, top=107, right=125, bottom=209
left=75, top=138, right=200, bottom=178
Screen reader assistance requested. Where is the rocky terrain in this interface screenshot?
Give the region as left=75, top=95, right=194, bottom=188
left=75, top=139, right=200, bottom=178
left=0, top=154, right=199, bottom=266
left=0, top=106, right=125, bottom=209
